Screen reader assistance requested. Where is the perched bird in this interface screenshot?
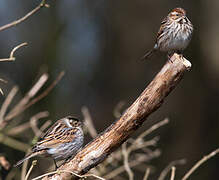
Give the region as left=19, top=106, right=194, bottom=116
left=14, top=116, right=84, bottom=168
left=141, top=7, right=193, bottom=60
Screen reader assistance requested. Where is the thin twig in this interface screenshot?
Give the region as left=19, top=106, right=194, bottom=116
left=29, top=111, right=49, bottom=137
left=5, top=71, right=65, bottom=121
left=0, top=133, right=29, bottom=152
left=104, top=150, right=160, bottom=179
left=21, top=150, right=32, bottom=180
left=6, top=74, right=49, bottom=119
left=136, top=118, right=169, bottom=144
left=0, top=86, right=19, bottom=127
left=122, top=142, right=134, bottom=180
left=0, top=42, right=27, bottom=62
left=25, top=160, right=37, bottom=180
left=182, top=148, right=219, bottom=180
left=32, top=169, right=105, bottom=180
left=82, top=106, right=98, bottom=138
left=113, top=101, right=126, bottom=118
left=128, top=136, right=159, bottom=153
left=0, top=0, right=49, bottom=32
left=170, top=166, right=176, bottom=180
left=158, top=159, right=186, bottom=180
left=6, top=122, right=30, bottom=136
left=143, top=168, right=150, bottom=180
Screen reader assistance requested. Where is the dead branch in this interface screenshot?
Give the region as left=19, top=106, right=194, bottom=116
left=103, top=150, right=160, bottom=179
left=0, top=42, right=27, bottom=62
left=43, top=53, right=191, bottom=180
left=82, top=106, right=98, bottom=138
left=170, top=166, right=176, bottom=180
left=158, top=159, right=186, bottom=180
left=182, top=148, right=219, bottom=180
left=0, top=0, right=49, bottom=32
left=143, top=168, right=150, bottom=180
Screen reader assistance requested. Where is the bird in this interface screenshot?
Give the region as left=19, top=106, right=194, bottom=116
left=141, top=7, right=193, bottom=60
left=14, top=116, right=84, bottom=169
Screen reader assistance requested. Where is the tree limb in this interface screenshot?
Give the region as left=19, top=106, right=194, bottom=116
left=43, top=53, right=191, bottom=180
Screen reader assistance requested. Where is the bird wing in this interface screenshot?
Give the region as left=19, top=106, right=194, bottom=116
left=156, top=16, right=168, bottom=41
left=32, top=127, right=78, bottom=151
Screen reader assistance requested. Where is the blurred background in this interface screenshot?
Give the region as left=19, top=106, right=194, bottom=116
left=0, top=0, right=218, bottom=179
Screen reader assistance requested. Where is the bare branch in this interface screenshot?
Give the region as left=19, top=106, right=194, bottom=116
left=0, top=86, right=19, bottom=128
left=170, top=166, right=176, bottom=180
left=33, top=170, right=106, bottom=180
left=113, top=101, right=126, bottom=118
left=29, top=111, right=49, bottom=137
left=158, top=159, right=186, bottom=180
left=143, top=168, right=150, bottom=180
left=182, top=148, right=219, bottom=180
left=82, top=106, right=98, bottom=138
left=6, top=73, right=49, bottom=119
left=43, top=53, right=192, bottom=179
left=0, top=133, right=29, bottom=152
left=103, top=150, right=160, bottom=179
left=0, top=42, right=27, bottom=62
left=24, top=160, right=37, bottom=180
left=4, top=71, right=65, bottom=122
left=0, top=0, right=49, bottom=32
left=122, top=142, right=134, bottom=180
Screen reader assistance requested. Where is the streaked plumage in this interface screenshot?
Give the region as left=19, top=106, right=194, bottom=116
left=14, top=116, right=84, bottom=168
left=141, top=7, right=193, bottom=60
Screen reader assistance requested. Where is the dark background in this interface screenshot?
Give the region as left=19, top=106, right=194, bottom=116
left=0, top=0, right=218, bottom=179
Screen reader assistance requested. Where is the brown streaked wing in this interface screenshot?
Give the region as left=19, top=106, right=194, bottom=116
left=156, top=16, right=168, bottom=41
left=35, top=128, right=78, bottom=149
left=40, top=119, right=64, bottom=139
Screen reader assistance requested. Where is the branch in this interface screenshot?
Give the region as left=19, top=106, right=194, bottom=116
left=0, top=42, right=28, bottom=62
left=44, top=53, right=191, bottom=180
left=158, top=159, right=186, bottom=180
left=182, top=148, right=219, bottom=180
left=0, top=0, right=49, bottom=32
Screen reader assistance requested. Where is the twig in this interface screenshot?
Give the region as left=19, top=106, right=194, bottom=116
left=5, top=73, right=49, bottom=119
left=182, top=148, right=219, bottom=180
left=113, top=101, right=126, bottom=118
left=32, top=169, right=105, bottom=180
left=0, top=86, right=19, bottom=127
left=170, top=166, right=176, bottom=180
left=128, top=136, right=159, bottom=153
left=158, top=159, right=186, bottom=180
left=122, top=142, right=134, bottom=180
left=136, top=118, right=169, bottom=141
left=82, top=106, right=98, bottom=138
left=21, top=150, right=31, bottom=180
left=43, top=53, right=192, bottom=180
left=6, top=122, right=30, bottom=136
left=29, top=111, right=49, bottom=137
left=25, top=160, right=37, bottom=180
left=143, top=168, right=150, bottom=180
left=0, top=0, right=49, bottom=32
left=104, top=149, right=160, bottom=179
left=40, top=119, right=52, bottom=132
left=0, top=133, right=29, bottom=152
left=0, top=42, right=27, bottom=62
left=4, top=71, right=65, bottom=121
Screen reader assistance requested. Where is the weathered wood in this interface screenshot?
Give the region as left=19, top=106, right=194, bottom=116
left=44, top=53, right=191, bottom=180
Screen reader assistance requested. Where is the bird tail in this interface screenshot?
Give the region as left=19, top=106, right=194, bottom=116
left=140, top=49, right=156, bottom=61
left=13, top=152, right=41, bottom=167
